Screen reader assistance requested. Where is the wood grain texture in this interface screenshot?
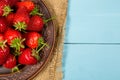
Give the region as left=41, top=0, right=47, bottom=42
left=34, top=0, right=67, bottom=80
left=65, top=0, right=120, bottom=43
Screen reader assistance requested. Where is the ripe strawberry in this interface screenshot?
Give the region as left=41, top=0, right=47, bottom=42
left=4, top=28, right=21, bottom=45
left=6, top=13, right=14, bottom=27
left=4, top=28, right=25, bottom=51
left=16, top=1, right=35, bottom=12
left=25, top=32, right=42, bottom=48
left=0, top=17, right=7, bottom=33
left=3, top=0, right=19, bottom=7
left=0, top=46, right=10, bottom=65
left=18, top=48, right=38, bottom=65
left=0, top=34, right=10, bottom=65
left=3, top=54, right=16, bottom=69
left=0, top=34, right=4, bottom=41
left=27, top=15, right=44, bottom=32
left=0, top=1, right=13, bottom=16
left=13, top=7, right=30, bottom=31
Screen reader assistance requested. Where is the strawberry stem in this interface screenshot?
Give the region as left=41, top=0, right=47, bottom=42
left=32, top=49, right=40, bottom=61
left=44, top=16, right=55, bottom=23
left=31, top=38, right=49, bottom=61
left=30, top=7, right=43, bottom=16
left=36, top=43, right=46, bottom=53
left=3, top=5, right=13, bottom=16
left=37, top=38, right=49, bottom=53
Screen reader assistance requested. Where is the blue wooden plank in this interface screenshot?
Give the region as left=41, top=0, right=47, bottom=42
left=65, top=0, right=120, bottom=43
left=63, top=44, right=120, bottom=80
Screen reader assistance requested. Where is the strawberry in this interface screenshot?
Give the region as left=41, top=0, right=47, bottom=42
left=0, top=1, right=13, bottom=16
left=0, top=34, right=10, bottom=65
left=19, top=37, right=47, bottom=65
left=4, top=28, right=21, bottom=45
left=4, top=28, right=25, bottom=52
left=27, top=15, right=44, bottom=32
left=18, top=48, right=38, bottom=65
left=13, top=7, right=30, bottom=31
left=6, top=13, right=14, bottom=27
left=3, top=54, right=16, bottom=69
left=0, top=46, right=10, bottom=65
left=16, top=1, right=35, bottom=12
left=0, top=17, right=7, bottom=33
left=25, top=32, right=43, bottom=48
left=0, top=34, right=4, bottom=41
left=3, top=0, right=19, bottom=7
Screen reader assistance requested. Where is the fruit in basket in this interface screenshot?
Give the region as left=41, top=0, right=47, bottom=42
left=25, top=32, right=42, bottom=48
left=2, top=0, right=19, bottom=7
left=0, top=34, right=10, bottom=65
left=18, top=48, right=38, bottom=65
left=16, top=1, right=35, bottom=12
left=0, top=46, right=10, bottom=65
left=0, top=17, right=7, bottom=33
left=0, top=1, right=13, bottom=16
left=13, top=7, right=30, bottom=31
left=27, top=15, right=44, bottom=31
left=0, top=0, right=51, bottom=72
left=6, top=13, right=15, bottom=27
left=3, top=54, right=16, bottom=69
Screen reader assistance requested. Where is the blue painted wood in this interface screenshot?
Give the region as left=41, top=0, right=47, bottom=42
left=65, top=0, right=120, bottom=43
left=63, top=44, right=120, bottom=80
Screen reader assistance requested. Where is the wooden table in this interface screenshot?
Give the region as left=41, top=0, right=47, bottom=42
left=63, top=0, right=120, bottom=80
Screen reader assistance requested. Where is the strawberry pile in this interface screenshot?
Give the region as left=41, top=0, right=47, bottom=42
left=0, top=0, right=49, bottom=72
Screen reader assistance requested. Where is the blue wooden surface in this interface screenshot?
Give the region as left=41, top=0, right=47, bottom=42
left=63, top=0, right=120, bottom=80
left=65, top=0, right=120, bottom=43
left=63, top=45, right=120, bottom=80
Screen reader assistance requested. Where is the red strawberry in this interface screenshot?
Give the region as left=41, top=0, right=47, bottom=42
left=0, top=1, right=13, bottom=16
left=3, top=54, right=16, bottom=69
left=0, top=17, right=7, bottom=33
left=6, top=13, right=14, bottom=27
left=0, top=34, right=4, bottom=41
left=3, top=0, right=19, bottom=7
left=0, top=34, right=10, bottom=65
left=25, top=32, right=42, bottom=49
left=17, top=1, right=35, bottom=12
left=13, top=7, right=30, bottom=31
left=18, top=48, right=38, bottom=65
left=4, top=28, right=25, bottom=51
left=0, top=46, right=10, bottom=65
left=4, top=28, right=21, bottom=45
left=27, top=15, right=44, bottom=32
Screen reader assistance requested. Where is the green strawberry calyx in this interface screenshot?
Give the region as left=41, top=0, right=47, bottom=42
left=14, top=22, right=27, bottom=32
left=10, top=38, right=25, bottom=52
left=31, top=37, right=49, bottom=61
left=0, top=40, right=7, bottom=50
left=12, top=64, right=21, bottom=73
left=32, top=49, right=40, bottom=61
left=30, top=7, right=43, bottom=16
left=3, top=5, right=13, bottom=17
